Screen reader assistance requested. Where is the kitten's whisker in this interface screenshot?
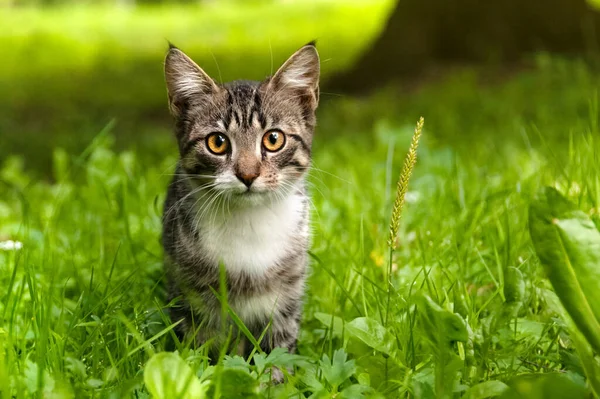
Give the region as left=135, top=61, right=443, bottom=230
left=206, top=191, right=225, bottom=227
left=279, top=180, right=320, bottom=220
left=306, top=181, right=326, bottom=202
left=184, top=188, right=217, bottom=231
left=308, top=166, right=351, bottom=184
left=226, top=192, right=232, bottom=217
left=182, top=184, right=223, bottom=229
left=160, top=174, right=218, bottom=180
left=190, top=191, right=214, bottom=231
left=210, top=192, right=225, bottom=228
left=196, top=189, right=224, bottom=228
left=209, top=49, right=223, bottom=85
left=305, top=173, right=328, bottom=190
left=158, top=159, right=183, bottom=177
left=163, top=183, right=210, bottom=222
left=269, top=40, right=275, bottom=77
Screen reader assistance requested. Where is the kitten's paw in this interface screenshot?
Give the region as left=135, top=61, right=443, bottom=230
left=270, top=366, right=284, bottom=384
left=268, top=366, right=294, bottom=384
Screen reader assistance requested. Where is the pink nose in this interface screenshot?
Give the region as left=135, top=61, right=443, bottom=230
left=236, top=172, right=259, bottom=188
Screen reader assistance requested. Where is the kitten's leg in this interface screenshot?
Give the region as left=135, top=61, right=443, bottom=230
left=168, top=282, right=222, bottom=361
left=166, top=282, right=192, bottom=345
left=259, top=301, right=302, bottom=383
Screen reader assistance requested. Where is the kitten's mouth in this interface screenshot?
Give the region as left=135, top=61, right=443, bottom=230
left=241, top=189, right=263, bottom=196
left=228, top=184, right=272, bottom=199
left=229, top=188, right=269, bottom=205
left=230, top=187, right=262, bottom=197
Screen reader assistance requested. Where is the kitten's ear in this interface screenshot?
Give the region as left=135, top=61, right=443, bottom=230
left=164, top=46, right=219, bottom=116
left=269, top=42, right=320, bottom=109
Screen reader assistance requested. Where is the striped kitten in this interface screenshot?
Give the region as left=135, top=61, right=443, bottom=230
left=161, top=43, right=319, bottom=367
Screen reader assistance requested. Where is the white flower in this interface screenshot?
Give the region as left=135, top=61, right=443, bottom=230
left=0, top=240, right=23, bottom=251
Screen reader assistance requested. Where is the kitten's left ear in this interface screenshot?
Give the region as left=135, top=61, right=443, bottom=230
left=269, top=42, right=320, bottom=110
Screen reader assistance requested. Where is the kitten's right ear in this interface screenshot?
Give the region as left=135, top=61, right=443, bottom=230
left=164, top=46, right=219, bottom=116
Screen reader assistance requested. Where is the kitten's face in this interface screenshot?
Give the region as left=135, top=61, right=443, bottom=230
left=164, top=44, right=319, bottom=205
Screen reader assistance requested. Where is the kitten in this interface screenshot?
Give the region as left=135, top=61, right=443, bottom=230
left=161, top=42, right=319, bottom=371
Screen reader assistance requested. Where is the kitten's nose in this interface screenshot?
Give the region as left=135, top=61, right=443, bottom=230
left=236, top=172, right=259, bottom=188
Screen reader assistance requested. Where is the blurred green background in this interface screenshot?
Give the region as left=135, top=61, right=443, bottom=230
left=4, top=0, right=600, bottom=174
left=1, top=0, right=395, bottom=171
left=3, top=0, right=600, bottom=171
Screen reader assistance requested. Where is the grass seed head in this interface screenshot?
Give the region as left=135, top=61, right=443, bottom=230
left=388, top=116, right=423, bottom=249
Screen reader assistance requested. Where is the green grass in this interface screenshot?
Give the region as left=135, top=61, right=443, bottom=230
left=2, top=55, right=600, bottom=397
left=2, top=2, right=600, bottom=397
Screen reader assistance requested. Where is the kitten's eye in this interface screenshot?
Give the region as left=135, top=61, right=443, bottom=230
left=262, top=130, right=286, bottom=152
left=206, top=133, right=230, bottom=155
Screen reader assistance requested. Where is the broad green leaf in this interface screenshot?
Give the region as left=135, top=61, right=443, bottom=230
left=346, top=317, right=394, bottom=355
left=264, top=346, right=303, bottom=368
left=416, top=295, right=468, bottom=344
left=252, top=353, right=268, bottom=375
left=503, top=267, right=525, bottom=304
left=314, top=312, right=345, bottom=338
left=416, top=295, right=467, bottom=399
left=491, top=267, right=525, bottom=333
left=412, top=366, right=436, bottom=399
left=499, top=372, right=588, bottom=399
left=300, top=365, right=325, bottom=392
left=355, top=353, right=406, bottom=389
left=338, top=383, right=373, bottom=398
left=463, top=380, right=509, bottom=399
left=319, top=349, right=356, bottom=389
left=541, top=288, right=600, bottom=396
left=253, top=347, right=303, bottom=376
left=357, top=373, right=370, bottom=387
left=144, top=352, right=208, bottom=399
left=529, top=187, right=600, bottom=354
left=212, top=368, right=260, bottom=399
left=569, top=325, right=600, bottom=397
left=307, top=389, right=331, bottom=399
left=222, top=355, right=249, bottom=371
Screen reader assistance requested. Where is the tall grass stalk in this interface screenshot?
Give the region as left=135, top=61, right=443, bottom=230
left=387, top=117, right=424, bottom=252
left=386, top=116, right=423, bottom=319
left=384, top=117, right=423, bottom=387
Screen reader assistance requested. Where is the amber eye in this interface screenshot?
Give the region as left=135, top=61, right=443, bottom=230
left=206, top=133, right=229, bottom=155
left=262, top=130, right=286, bottom=152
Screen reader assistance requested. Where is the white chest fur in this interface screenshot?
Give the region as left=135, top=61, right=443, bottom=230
left=197, top=193, right=307, bottom=276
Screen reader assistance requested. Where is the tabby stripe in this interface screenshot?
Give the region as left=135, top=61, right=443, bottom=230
left=249, top=90, right=266, bottom=128
left=222, top=89, right=235, bottom=129
left=288, top=134, right=310, bottom=152
left=288, top=160, right=307, bottom=170
left=275, top=147, right=296, bottom=167
left=182, top=137, right=203, bottom=155
left=242, top=104, right=251, bottom=129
